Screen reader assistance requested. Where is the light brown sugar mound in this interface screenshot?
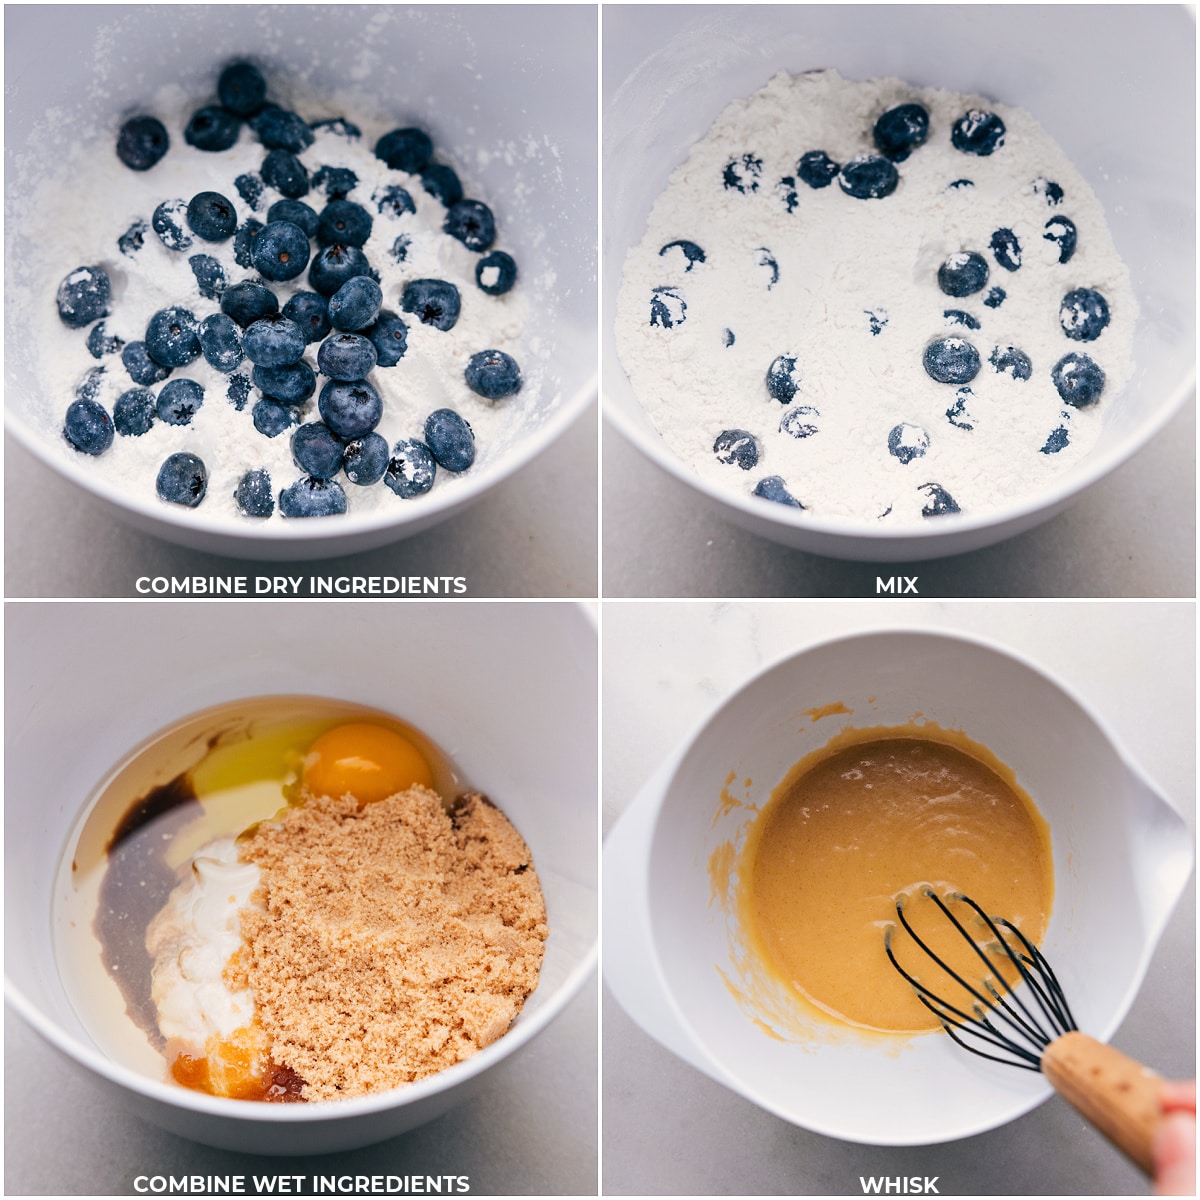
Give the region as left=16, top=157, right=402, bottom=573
left=231, top=787, right=548, bottom=1101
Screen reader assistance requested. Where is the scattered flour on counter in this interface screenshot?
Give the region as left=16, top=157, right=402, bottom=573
left=616, top=70, right=1136, bottom=525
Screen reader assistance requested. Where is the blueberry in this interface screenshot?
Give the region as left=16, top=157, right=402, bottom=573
left=866, top=308, right=888, bottom=336
left=1031, top=177, right=1064, bottom=206
left=723, top=153, right=762, bottom=194
left=252, top=398, right=300, bottom=437
left=252, top=105, right=314, bottom=153
left=86, top=320, right=123, bottom=359
left=1059, top=287, right=1110, bottom=342
left=983, top=287, right=1006, bottom=309
left=221, top=280, right=279, bottom=328
left=753, top=248, right=779, bottom=290
left=63, top=398, right=114, bottom=455
left=364, top=312, right=408, bottom=366
left=198, top=312, right=244, bottom=372
left=723, top=329, right=735, bottom=348
left=947, top=179, right=974, bottom=191
left=777, top=176, right=799, bottom=213
left=937, top=251, right=989, bottom=297
left=283, top=291, right=331, bottom=342
left=375, top=185, right=416, bottom=218
left=313, top=200, right=371, bottom=248
left=342, top=433, right=389, bottom=485
left=989, top=344, right=1033, bottom=380
left=261, top=149, right=310, bottom=199
left=152, top=199, right=193, bottom=250
left=234, top=468, right=274, bottom=517
left=218, top=62, right=267, bottom=117
left=444, top=199, right=496, bottom=252
left=1052, top=353, right=1105, bottom=408
left=424, top=408, right=476, bottom=472
left=310, top=117, right=361, bottom=139
left=420, top=163, right=463, bottom=207
left=119, top=220, right=148, bottom=257
left=113, top=387, right=156, bottom=436
left=659, top=240, right=706, bottom=272
left=253, top=360, right=316, bottom=404
left=235, top=172, right=264, bottom=209
left=713, top=429, right=758, bottom=470
left=649, top=286, right=686, bottom=329
left=227, top=372, right=252, bottom=410
left=292, top=421, right=345, bottom=479
left=1044, top=216, right=1077, bottom=264
left=318, top=379, right=383, bottom=438
left=328, top=275, right=383, bottom=331
left=919, top=483, right=960, bottom=516
left=384, top=439, right=437, bottom=498
left=157, top=453, right=208, bottom=506
left=752, top=476, right=803, bottom=508
left=309, top=243, right=372, bottom=296
left=475, top=250, right=518, bottom=296
left=251, top=220, right=311, bottom=282
left=766, top=354, right=801, bottom=403
left=233, top=218, right=264, bottom=268
left=779, top=405, right=820, bottom=438
left=375, top=127, right=433, bottom=172
left=266, top=198, right=318, bottom=238
left=145, top=306, right=201, bottom=368
left=464, top=349, right=522, bottom=400
left=243, top=315, right=306, bottom=367
left=1040, top=425, right=1070, bottom=455
left=74, top=365, right=106, bottom=404
left=391, top=235, right=412, bottom=264
left=873, top=103, right=929, bottom=162
left=185, top=191, right=237, bottom=242
left=951, top=110, right=1006, bottom=156
left=317, top=332, right=377, bottom=381
left=279, top=476, right=347, bottom=517
left=888, top=423, right=930, bottom=465
left=943, top=309, right=980, bottom=331
left=839, top=155, right=898, bottom=200
left=116, top=115, right=169, bottom=170
left=312, top=165, right=359, bottom=200
left=57, top=266, right=111, bottom=328
left=400, top=278, right=461, bottom=330
left=990, top=228, right=1021, bottom=272
left=184, top=105, right=241, bottom=152
left=122, top=341, right=170, bottom=385
left=923, top=337, right=981, bottom=385
left=188, top=254, right=226, bottom=299
left=797, top=151, right=839, bottom=189
left=156, top=378, right=204, bottom=426
left=946, top=386, right=975, bottom=430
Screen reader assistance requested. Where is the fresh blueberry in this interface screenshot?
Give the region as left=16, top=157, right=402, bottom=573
left=145, top=306, right=201, bottom=368
left=375, top=185, right=416, bottom=217
left=649, top=286, right=685, bottom=329
left=316, top=200, right=372, bottom=248
left=342, top=433, right=389, bottom=485
left=235, top=172, right=264, bottom=209
left=1040, top=425, right=1070, bottom=455
left=776, top=176, right=799, bottom=213
left=983, top=287, right=1006, bottom=309
left=292, top=421, right=345, bottom=479
left=400, top=278, right=461, bottom=330
left=384, top=439, right=437, bottom=498
left=420, top=163, right=463, bottom=207
left=283, top=291, right=331, bottom=343
left=873, top=103, right=929, bottom=162
left=766, top=354, right=801, bottom=403
left=234, top=468, right=274, bottom=517
left=391, top=234, right=412, bottom=264
left=260, top=148, right=309, bottom=199
left=376, top=127, right=434, bottom=172
left=919, top=483, right=960, bottom=516
left=444, top=199, right=495, bottom=252
left=152, top=199, right=193, bottom=250
left=221, top=280, right=279, bottom=328
left=937, top=251, right=989, bottom=297
left=424, top=408, right=476, bottom=472
left=113, top=387, right=156, bottom=436
left=157, top=452, right=208, bottom=506
left=233, top=218, right=264, bottom=268
left=365, top=312, right=408, bottom=367
left=86, top=320, right=123, bottom=359
left=779, top=405, right=820, bottom=438
left=122, top=341, right=170, bottom=385
left=186, top=191, right=237, bottom=242
left=753, top=248, right=779, bottom=290
left=156, top=378, right=204, bottom=425
left=185, top=105, right=240, bottom=152
left=198, top=312, right=244, bottom=372
left=946, top=386, right=975, bottom=430
left=989, top=344, right=1033, bottom=380
left=713, top=429, right=758, bottom=470
left=866, top=308, right=888, bottom=336
left=797, top=151, right=839, bottom=189
left=227, top=372, right=252, bottom=410
left=218, top=62, right=267, bottom=117
left=279, top=475, right=347, bottom=517
left=723, top=153, right=762, bottom=194
left=117, top=115, right=169, bottom=170
left=63, top=398, right=114, bottom=455
left=57, top=266, right=111, bottom=328
left=188, top=254, right=226, bottom=299
left=252, top=105, right=314, bottom=153
left=888, top=423, right=931, bottom=464
left=252, top=398, right=299, bottom=437
left=310, top=117, right=361, bottom=139
left=839, top=155, right=898, bottom=200
left=947, top=179, right=974, bottom=191
left=1052, top=353, right=1105, bottom=408
left=464, top=349, right=522, bottom=400
left=312, top=165, right=358, bottom=200
left=752, top=476, right=803, bottom=508
left=1059, top=287, right=1110, bottom=342
left=266, top=198, right=318, bottom=238
left=317, top=332, right=377, bottom=381
left=1043, top=216, right=1077, bottom=264
left=328, top=276, right=382, bottom=331
left=119, top=219, right=148, bottom=257
left=1031, top=177, right=1065, bottom=206
left=943, top=310, right=981, bottom=330
left=923, top=337, right=981, bottom=384
left=475, top=250, right=518, bottom=296
left=251, top=220, right=311, bottom=282
left=309, top=243, right=372, bottom=296
left=253, top=360, right=316, bottom=404
left=990, top=228, right=1021, bottom=272
left=659, top=240, right=706, bottom=272
left=243, top=315, right=306, bottom=367
left=318, top=379, right=383, bottom=438
left=951, top=110, right=1005, bottom=156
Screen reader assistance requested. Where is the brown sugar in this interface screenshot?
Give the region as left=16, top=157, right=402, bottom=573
left=229, top=786, right=548, bottom=1101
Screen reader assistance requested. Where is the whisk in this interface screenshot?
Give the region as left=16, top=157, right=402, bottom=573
left=885, top=888, right=1167, bottom=1175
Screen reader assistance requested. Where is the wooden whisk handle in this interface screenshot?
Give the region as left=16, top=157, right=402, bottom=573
left=1041, top=1031, right=1165, bottom=1175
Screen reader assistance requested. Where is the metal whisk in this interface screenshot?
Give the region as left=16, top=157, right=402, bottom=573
left=886, top=888, right=1166, bottom=1176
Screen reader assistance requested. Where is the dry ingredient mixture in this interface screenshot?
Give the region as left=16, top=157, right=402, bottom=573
left=616, top=70, right=1136, bottom=524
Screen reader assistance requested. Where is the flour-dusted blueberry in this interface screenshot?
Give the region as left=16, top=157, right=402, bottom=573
left=63, top=398, right=114, bottom=455
left=252, top=398, right=299, bottom=437
left=1059, top=287, right=1110, bottom=342
left=990, top=228, right=1022, bottom=272
left=475, top=250, right=518, bottom=296
left=983, top=287, right=1006, bottom=309
left=365, top=311, right=408, bottom=366
left=292, top=421, right=345, bottom=479
left=937, top=251, right=989, bottom=297
left=384, top=439, right=437, bottom=499
left=873, top=103, right=929, bottom=162
left=57, top=266, right=111, bottom=328
left=723, top=153, right=763, bottom=194
left=424, top=408, right=476, bottom=472
left=1052, top=352, right=1105, bottom=408
left=187, top=191, right=237, bottom=241
left=989, top=344, right=1033, bottom=380
left=943, top=309, right=980, bottom=331
left=317, top=332, right=377, bottom=381
left=1040, top=425, right=1070, bottom=455
left=312, top=165, right=359, bottom=201
left=776, top=176, right=799, bottom=213
left=328, top=276, right=383, bottom=331
left=865, top=308, right=888, bottom=336
left=1044, top=215, right=1077, bottom=264
left=649, top=286, right=686, bottom=329
left=113, top=387, right=156, bottom=436
left=152, top=199, right=193, bottom=251
left=797, top=150, right=839, bottom=189
left=243, top=314, right=306, bottom=367
left=119, top=219, right=148, bottom=258
left=75, top=365, right=106, bottom=404
left=342, top=433, right=389, bottom=485
left=946, top=386, right=975, bottom=430
left=310, top=116, right=362, bottom=139
left=923, top=336, right=981, bottom=384
left=218, top=62, right=267, bottom=117
left=317, top=199, right=373, bottom=248
left=188, top=254, right=226, bottom=299
left=465, top=349, right=522, bottom=400
left=198, top=312, right=244, bottom=372
left=117, top=115, right=169, bottom=170
left=713, top=429, right=759, bottom=470
left=374, top=184, right=416, bottom=218
left=318, top=379, right=383, bottom=438
left=122, top=341, right=170, bottom=386
left=251, top=220, right=310, bottom=282
left=375, top=127, right=434, bottom=172
left=951, top=109, right=1005, bottom=156
left=779, top=405, right=820, bottom=438
left=309, top=243, right=372, bottom=296
left=221, top=280, right=279, bottom=328
left=233, top=218, right=264, bottom=268
left=753, top=476, right=803, bottom=508
left=185, top=105, right=240, bottom=152
left=283, top=291, right=331, bottom=343
left=888, top=423, right=930, bottom=465
left=659, top=240, right=706, bottom=272
left=444, top=199, right=496, bottom=252
left=253, top=360, right=316, bottom=405
left=839, top=154, right=898, bottom=200
left=947, top=178, right=974, bottom=191
left=766, top=354, right=801, bottom=403
left=226, top=372, right=252, bottom=410
left=146, top=306, right=201, bottom=368
left=252, top=105, right=314, bottom=154
left=753, top=248, right=780, bottom=290
left=235, top=172, right=264, bottom=209
left=420, top=163, right=463, bottom=207
left=156, top=378, right=204, bottom=426
left=723, top=329, right=735, bottom=347
left=157, top=452, right=207, bottom=506
left=1031, top=177, right=1065, bottom=206
left=391, top=234, right=412, bottom=264
left=86, top=320, right=123, bottom=359
left=234, top=468, right=274, bottom=517
left=267, top=198, right=318, bottom=238
left=401, top=278, right=461, bottom=330
left=261, top=148, right=309, bottom=199
left=919, top=482, right=960, bottom=516
left=279, top=475, right=347, bottom=517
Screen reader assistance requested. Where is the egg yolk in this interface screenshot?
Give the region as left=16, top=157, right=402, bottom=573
left=303, top=723, right=434, bottom=805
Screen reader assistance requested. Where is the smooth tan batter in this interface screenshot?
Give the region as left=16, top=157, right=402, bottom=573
left=739, top=727, right=1053, bottom=1033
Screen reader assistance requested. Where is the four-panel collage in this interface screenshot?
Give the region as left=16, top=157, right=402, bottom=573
left=2, top=3, right=1195, bottom=1199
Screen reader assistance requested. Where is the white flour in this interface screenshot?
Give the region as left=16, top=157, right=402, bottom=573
left=616, top=70, right=1136, bottom=525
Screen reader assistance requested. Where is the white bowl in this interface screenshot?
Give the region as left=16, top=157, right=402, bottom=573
left=604, top=628, right=1192, bottom=1145
left=5, top=4, right=596, bottom=561
left=603, top=4, right=1195, bottom=562
left=5, top=602, right=598, bottom=1154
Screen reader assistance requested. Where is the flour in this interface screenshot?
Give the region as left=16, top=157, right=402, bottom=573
left=616, top=70, right=1136, bottom=525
